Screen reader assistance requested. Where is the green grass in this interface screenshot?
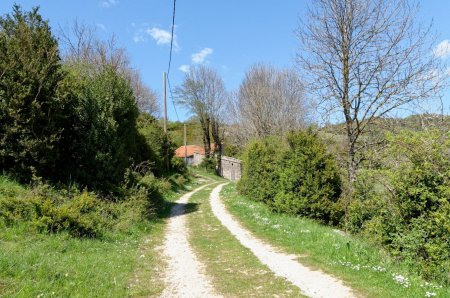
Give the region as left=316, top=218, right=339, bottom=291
left=187, top=183, right=305, bottom=297
left=221, top=183, right=450, bottom=298
left=0, top=225, right=142, bottom=297
left=0, top=174, right=206, bottom=297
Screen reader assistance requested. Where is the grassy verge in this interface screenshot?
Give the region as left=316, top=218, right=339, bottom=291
left=0, top=174, right=203, bottom=297
left=221, top=183, right=449, bottom=298
left=187, top=182, right=305, bottom=297
left=0, top=225, right=142, bottom=297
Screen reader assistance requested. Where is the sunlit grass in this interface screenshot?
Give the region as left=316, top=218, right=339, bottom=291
left=221, top=183, right=450, bottom=298
left=0, top=175, right=203, bottom=297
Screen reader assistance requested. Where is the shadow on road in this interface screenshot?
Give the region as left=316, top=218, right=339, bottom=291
left=167, top=202, right=200, bottom=218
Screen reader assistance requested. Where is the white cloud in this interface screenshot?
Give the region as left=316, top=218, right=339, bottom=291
left=434, top=40, right=450, bottom=58
left=179, top=65, right=190, bottom=73
left=147, top=27, right=172, bottom=45
left=99, top=0, right=118, bottom=8
left=191, top=48, right=213, bottom=64
left=133, top=35, right=145, bottom=43
left=133, top=25, right=178, bottom=49
left=96, top=23, right=107, bottom=31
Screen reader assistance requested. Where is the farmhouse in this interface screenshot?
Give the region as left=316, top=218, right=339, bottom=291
left=175, top=145, right=214, bottom=166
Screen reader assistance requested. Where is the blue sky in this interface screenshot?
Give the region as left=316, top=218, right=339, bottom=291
left=1, top=0, right=450, bottom=121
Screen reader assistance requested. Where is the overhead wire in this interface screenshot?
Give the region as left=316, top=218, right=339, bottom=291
left=166, top=0, right=179, bottom=122
left=167, top=0, right=176, bottom=77
left=167, top=76, right=180, bottom=121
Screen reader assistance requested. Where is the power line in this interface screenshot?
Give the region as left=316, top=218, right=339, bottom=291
left=165, top=0, right=179, bottom=123
left=167, top=75, right=180, bottom=122
left=167, top=0, right=176, bottom=77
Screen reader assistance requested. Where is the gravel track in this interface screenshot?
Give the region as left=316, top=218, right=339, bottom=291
left=209, top=183, right=356, bottom=298
left=160, top=184, right=222, bottom=298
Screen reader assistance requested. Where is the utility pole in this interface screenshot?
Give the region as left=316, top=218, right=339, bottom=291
left=184, top=123, right=187, bottom=165
left=163, top=72, right=167, bottom=133
left=163, top=72, right=169, bottom=172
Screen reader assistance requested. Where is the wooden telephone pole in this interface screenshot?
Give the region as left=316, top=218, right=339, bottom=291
left=163, top=72, right=167, bottom=133
left=163, top=72, right=169, bottom=171
left=184, top=123, right=187, bottom=165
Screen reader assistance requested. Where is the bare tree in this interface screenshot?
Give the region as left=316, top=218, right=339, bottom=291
left=230, top=63, right=307, bottom=143
left=123, top=68, right=160, bottom=116
left=59, top=21, right=159, bottom=115
left=176, top=65, right=227, bottom=165
left=59, top=22, right=129, bottom=72
left=297, top=0, right=444, bottom=186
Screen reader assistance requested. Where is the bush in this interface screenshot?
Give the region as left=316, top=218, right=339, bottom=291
left=0, top=5, right=70, bottom=182
left=136, top=113, right=178, bottom=175
left=271, top=130, right=342, bottom=223
left=0, top=196, right=36, bottom=226
left=170, top=155, right=187, bottom=174
left=67, top=67, right=141, bottom=191
left=198, top=157, right=217, bottom=174
left=348, top=130, right=450, bottom=283
left=0, top=184, right=106, bottom=238
left=238, top=130, right=342, bottom=224
left=33, top=191, right=106, bottom=238
left=237, top=136, right=286, bottom=204
left=109, top=189, right=154, bottom=234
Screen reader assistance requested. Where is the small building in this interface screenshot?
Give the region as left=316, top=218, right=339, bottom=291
left=175, top=144, right=216, bottom=166
left=221, top=156, right=242, bottom=181
left=175, top=145, right=206, bottom=166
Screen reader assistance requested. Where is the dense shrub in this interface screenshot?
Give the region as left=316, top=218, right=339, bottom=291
left=0, top=174, right=176, bottom=238
left=171, top=155, right=187, bottom=174
left=0, top=184, right=106, bottom=237
left=0, top=5, right=181, bottom=191
left=238, top=131, right=342, bottom=223
left=33, top=190, right=106, bottom=238
left=136, top=113, right=178, bottom=175
left=347, top=130, right=450, bottom=283
left=272, top=130, right=342, bottom=223
left=198, top=157, right=217, bottom=174
left=0, top=6, right=70, bottom=181
left=66, top=66, right=142, bottom=191
left=237, top=136, right=286, bottom=203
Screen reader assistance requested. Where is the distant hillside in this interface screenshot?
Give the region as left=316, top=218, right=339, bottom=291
left=322, top=113, right=450, bottom=136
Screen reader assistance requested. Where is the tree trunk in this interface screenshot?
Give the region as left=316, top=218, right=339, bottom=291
left=348, top=141, right=357, bottom=190
left=211, top=118, right=222, bottom=175
left=200, top=117, right=211, bottom=158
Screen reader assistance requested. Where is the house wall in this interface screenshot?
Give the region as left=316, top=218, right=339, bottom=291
left=192, top=152, right=204, bottom=166
left=221, top=156, right=242, bottom=181
left=186, top=156, right=195, bottom=166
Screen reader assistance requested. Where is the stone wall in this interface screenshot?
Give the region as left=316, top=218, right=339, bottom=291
left=221, top=156, right=242, bottom=181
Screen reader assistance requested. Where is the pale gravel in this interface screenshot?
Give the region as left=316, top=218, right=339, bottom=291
left=160, top=184, right=222, bottom=298
left=210, top=183, right=356, bottom=298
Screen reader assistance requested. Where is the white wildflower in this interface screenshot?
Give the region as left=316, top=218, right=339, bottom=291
left=392, top=273, right=410, bottom=288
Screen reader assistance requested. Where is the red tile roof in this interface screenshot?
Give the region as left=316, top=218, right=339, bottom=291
left=175, top=144, right=216, bottom=158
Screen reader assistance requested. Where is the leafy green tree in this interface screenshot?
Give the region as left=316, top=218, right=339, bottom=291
left=272, top=130, right=342, bottom=223
left=68, top=66, right=141, bottom=190
left=237, top=136, right=286, bottom=204
left=347, top=130, right=450, bottom=282
left=136, top=112, right=177, bottom=175
left=0, top=5, right=68, bottom=181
